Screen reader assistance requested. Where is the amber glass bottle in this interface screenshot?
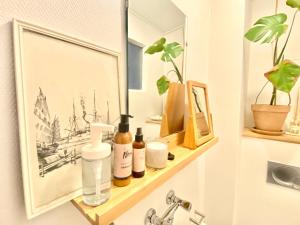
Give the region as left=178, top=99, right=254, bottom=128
left=132, top=128, right=145, bottom=178
left=113, top=115, right=133, bottom=187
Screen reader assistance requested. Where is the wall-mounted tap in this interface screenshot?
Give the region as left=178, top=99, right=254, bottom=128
left=144, top=190, right=192, bottom=225
left=189, top=210, right=206, bottom=225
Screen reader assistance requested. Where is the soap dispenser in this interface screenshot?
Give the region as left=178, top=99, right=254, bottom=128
left=113, top=114, right=133, bottom=187
left=81, top=123, right=114, bottom=206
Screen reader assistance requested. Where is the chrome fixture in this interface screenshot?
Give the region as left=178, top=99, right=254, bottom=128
left=144, top=190, right=192, bottom=225
left=189, top=210, right=206, bottom=225
left=267, top=161, right=300, bottom=191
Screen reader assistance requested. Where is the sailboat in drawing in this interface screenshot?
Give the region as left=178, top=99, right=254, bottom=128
left=36, top=88, right=115, bottom=176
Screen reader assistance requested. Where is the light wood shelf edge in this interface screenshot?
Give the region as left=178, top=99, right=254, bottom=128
left=71, top=137, right=218, bottom=225
left=243, top=128, right=300, bottom=144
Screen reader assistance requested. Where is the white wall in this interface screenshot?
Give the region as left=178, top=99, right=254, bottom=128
left=205, top=0, right=246, bottom=225
left=0, top=0, right=212, bottom=225
left=235, top=138, right=300, bottom=225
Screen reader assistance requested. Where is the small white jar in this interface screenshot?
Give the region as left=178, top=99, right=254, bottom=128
left=146, top=142, right=168, bottom=169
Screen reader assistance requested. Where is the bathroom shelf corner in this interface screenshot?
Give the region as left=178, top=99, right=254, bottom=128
left=71, top=137, right=218, bottom=225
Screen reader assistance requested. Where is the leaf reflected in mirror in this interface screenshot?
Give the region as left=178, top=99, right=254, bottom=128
left=157, top=76, right=170, bottom=95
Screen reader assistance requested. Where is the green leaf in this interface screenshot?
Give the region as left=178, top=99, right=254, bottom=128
left=145, top=37, right=166, bottom=54
left=265, top=60, right=300, bottom=93
left=161, top=42, right=184, bottom=62
left=287, top=0, right=300, bottom=10
left=245, top=13, right=288, bottom=43
left=156, top=76, right=170, bottom=95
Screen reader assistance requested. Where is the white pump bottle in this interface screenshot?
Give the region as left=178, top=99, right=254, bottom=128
left=81, top=123, right=114, bottom=206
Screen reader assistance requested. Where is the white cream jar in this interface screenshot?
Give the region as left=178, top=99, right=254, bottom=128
left=146, top=142, right=168, bottom=169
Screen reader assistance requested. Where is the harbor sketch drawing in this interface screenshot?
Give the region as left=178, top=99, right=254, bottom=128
left=14, top=22, right=121, bottom=216
left=35, top=88, right=115, bottom=177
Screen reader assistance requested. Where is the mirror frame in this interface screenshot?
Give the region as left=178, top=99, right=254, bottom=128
left=184, top=80, right=214, bottom=149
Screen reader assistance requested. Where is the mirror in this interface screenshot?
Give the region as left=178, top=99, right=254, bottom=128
left=127, top=0, right=187, bottom=140
left=184, top=81, right=214, bottom=149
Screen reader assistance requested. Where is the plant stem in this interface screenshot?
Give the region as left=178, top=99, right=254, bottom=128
left=255, top=81, right=269, bottom=104
left=275, top=10, right=298, bottom=65
left=269, top=0, right=278, bottom=106
left=270, top=87, right=277, bottom=105
left=192, top=88, right=202, bottom=112
left=170, top=58, right=183, bottom=83
left=273, top=38, right=278, bottom=66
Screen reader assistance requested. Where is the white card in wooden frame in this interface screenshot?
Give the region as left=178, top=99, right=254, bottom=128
left=183, top=81, right=214, bottom=149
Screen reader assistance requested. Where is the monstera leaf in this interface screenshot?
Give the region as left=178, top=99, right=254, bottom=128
left=245, top=13, right=288, bottom=43
left=145, top=37, right=184, bottom=92
left=156, top=75, right=170, bottom=95
left=161, top=42, right=184, bottom=62
left=265, top=60, right=300, bottom=93
left=287, top=0, right=300, bottom=10
left=145, top=37, right=166, bottom=54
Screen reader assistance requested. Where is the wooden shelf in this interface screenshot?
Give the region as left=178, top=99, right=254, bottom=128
left=243, top=128, right=300, bottom=144
left=72, top=137, right=218, bottom=225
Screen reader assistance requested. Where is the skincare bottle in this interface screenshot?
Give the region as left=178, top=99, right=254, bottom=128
left=132, top=128, right=145, bottom=178
left=82, top=123, right=114, bottom=206
left=113, top=114, right=133, bottom=187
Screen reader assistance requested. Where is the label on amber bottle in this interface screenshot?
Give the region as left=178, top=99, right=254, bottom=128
left=133, top=148, right=145, bottom=172
left=113, top=143, right=133, bottom=178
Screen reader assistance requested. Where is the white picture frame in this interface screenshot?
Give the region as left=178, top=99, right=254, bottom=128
left=13, top=19, right=121, bottom=218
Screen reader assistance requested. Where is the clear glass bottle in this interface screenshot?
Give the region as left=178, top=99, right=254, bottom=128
left=82, top=155, right=111, bottom=206
left=81, top=123, right=114, bottom=206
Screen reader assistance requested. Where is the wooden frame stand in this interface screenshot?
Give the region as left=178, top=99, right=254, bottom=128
left=183, top=81, right=214, bottom=149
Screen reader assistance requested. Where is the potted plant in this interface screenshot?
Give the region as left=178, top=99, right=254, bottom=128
left=244, top=0, right=300, bottom=133
left=145, top=37, right=185, bottom=136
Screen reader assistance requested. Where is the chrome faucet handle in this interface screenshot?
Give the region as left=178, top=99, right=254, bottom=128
left=166, top=190, right=176, bottom=204
left=194, top=210, right=205, bottom=218
left=145, top=190, right=193, bottom=225
left=189, top=210, right=205, bottom=225
left=166, top=190, right=192, bottom=211
left=189, top=218, right=200, bottom=225
left=145, top=208, right=161, bottom=225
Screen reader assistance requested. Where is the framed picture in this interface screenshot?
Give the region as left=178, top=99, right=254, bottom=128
left=13, top=19, right=121, bottom=218
left=183, top=81, right=214, bottom=149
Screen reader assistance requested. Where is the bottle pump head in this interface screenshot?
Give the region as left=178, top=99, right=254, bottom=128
left=82, top=123, right=115, bottom=160
left=135, top=127, right=143, bottom=142
left=118, top=114, right=133, bottom=132
left=91, top=123, right=114, bottom=147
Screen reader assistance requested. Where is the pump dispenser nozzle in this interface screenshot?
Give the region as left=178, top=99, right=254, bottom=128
left=135, top=127, right=143, bottom=142
left=91, top=123, right=115, bottom=147
left=118, top=114, right=133, bottom=132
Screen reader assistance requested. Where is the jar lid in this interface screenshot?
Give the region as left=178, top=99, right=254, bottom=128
left=82, top=143, right=111, bottom=160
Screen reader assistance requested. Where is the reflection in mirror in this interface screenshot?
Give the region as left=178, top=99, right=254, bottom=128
left=192, top=87, right=210, bottom=138
left=127, top=0, right=186, bottom=140
left=184, top=81, right=214, bottom=149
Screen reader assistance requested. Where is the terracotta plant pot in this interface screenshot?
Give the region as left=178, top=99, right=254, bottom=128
left=251, top=104, right=290, bottom=132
